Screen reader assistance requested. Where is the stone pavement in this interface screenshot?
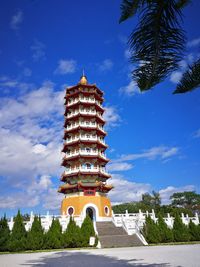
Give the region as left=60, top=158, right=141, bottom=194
left=0, top=244, right=199, bottom=267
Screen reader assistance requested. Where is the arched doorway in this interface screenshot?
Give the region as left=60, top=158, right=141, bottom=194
left=86, top=207, right=95, bottom=221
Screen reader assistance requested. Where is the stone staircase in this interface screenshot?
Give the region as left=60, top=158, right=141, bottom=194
left=96, top=221, right=144, bottom=248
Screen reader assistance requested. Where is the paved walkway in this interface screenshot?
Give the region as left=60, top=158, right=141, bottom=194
left=0, top=244, right=199, bottom=267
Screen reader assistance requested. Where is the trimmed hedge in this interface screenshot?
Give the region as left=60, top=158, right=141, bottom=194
left=0, top=211, right=97, bottom=252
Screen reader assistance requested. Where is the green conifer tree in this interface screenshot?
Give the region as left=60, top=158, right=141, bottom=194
left=27, top=216, right=44, bottom=250
left=63, top=217, right=82, bottom=248
left=143, top=215, right=161, bottom=244
left=8, top=210, right=27, bottom=252
left=173, top=213, right=190, bottom=242
left=0, top=215, right=10, bottom=251
left=188, top=220, right=200, bottom=241
left=81, top=215, right=95, bottom=247
left=44, top=218, right=63, bottom=249
left=157, top=214, right=174, bottom=243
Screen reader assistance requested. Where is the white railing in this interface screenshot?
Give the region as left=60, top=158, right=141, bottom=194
left=64, top=151, right=107, bottom=160
left=63, top=167, right=109, bottom=176
left=66, top=97, right=103, bottom=109
left=65, top=136, right=106, bottom=145
left=7, top=210, right=199, bottom=247
left=66, top=122, right=97, bottom=130
left=67, top=110, right=98, bottom=119
left=80, top=98, right=95, bottom=104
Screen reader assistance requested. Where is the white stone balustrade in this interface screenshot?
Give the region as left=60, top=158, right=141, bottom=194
left=66, top=97, right=103, bottom=109
left=63, top=166, right=109, bottom=176
left=65, top=135, right=106, bottom=145
left=7, top=210, right=199, bottom=247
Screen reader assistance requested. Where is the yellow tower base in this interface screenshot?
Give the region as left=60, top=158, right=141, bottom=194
left=61, top=194, right=112, bottom=221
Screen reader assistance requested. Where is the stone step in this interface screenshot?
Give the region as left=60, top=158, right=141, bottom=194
left=98, top=234, right=144, bottom=248
left=96, top=222, right=144, bottom=248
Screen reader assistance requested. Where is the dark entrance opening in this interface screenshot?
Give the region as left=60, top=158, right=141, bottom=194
left=86, top=207, right=93, bottom=221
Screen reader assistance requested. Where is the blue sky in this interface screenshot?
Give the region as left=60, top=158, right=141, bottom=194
left=0, top=0, right=200, bottom=216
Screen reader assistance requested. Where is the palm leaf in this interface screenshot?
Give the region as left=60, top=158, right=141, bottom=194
left=119, top=0, right=146, bottom=23
left=128, top=0, right=185, bottom=91
left=175, top=0, right=191, bottom=9
left=173, top=58, right=200, bottom=94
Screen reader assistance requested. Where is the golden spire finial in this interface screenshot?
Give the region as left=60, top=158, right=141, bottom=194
left=79, top=69, right=88, bottom=85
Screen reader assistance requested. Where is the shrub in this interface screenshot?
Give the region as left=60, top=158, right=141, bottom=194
left=8, top=210, right=27, bottom=252
left=157, top=214, right=174, bottom=243
left=63, top=217, right=83, bottom=248
left=0, top=215, right=10, bottom=251
left=81, top=215, right=95, bottom=247
left=27, top=216, right=44, bottom=250
left=173, top=213, right=190, bottom=242
left=44, top=218, right=63, bottom=249
left=143, top=215, right=161, bottom=244
left=188, top=220, right=200, bottom=241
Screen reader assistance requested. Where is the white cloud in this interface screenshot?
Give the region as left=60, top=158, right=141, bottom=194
left=31, top=40, right=46, bottom=61
left=119, top=80, right=141, bottom=96
left=10, top=10, right=23, bottom=31
left=193, top=129, right=200, bottom=138
left=107, top=162, right=133, bottom=172
left=98, top=59, right=113, bottom=72
left=187, top=37, right=200, bottom=48
left=124, top=49, right=131, bottom=60
left=118, top=34, right=127, bottom=44
left=55, top=59, right=77, bottom=75
left=0, top=81, right=65, bottom=211
left=23, top=67, right=32, bottom=77
left=114, top=146, right=179, bottom=163
left=108, top=147, right=179, bottom=184
left=159, top=185, right=196, bottom=205
left=109, top=174, right=196, bottom=206
left=103, top=106, right=121, bottom=129
left=170, top=52, right=199, bottom=84
left=109, top=174, right=151, bottom=204
left=170, top=71, right=183, bottom=84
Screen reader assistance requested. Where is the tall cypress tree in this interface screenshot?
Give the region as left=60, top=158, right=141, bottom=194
left=63, top=217, right=82, bottom=248
left=188, top=220, right=200, bottom=241
left=44, top=218, right=63, bottom=249
left=173, top=213, right=190, bottom=242
left=157, top=214, right=174, bottom=243
left=27, top=216, right=44, bottom=250
left=0, top=215, right=10, bottom=251
left=81, top=215, right=95, bottom=247
left=143, top=215, right=161, bottom=244
left=8, top=210, right=27, bottom=252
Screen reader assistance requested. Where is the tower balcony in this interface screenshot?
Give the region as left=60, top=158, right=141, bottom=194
left=64, top=123, right=107, bottom=137
left=66, top=97, right=103, bottom=108
left=67, top=110, right=97, bottom=119
left=65, top=135, right=106, bottom=145
left=62, top=166, right=110, bottom=177
left=63, top=149, right=108, bottom=161
left=66, top=121, right=97, bottom=131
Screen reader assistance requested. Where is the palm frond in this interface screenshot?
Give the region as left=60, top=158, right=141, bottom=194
left=119, top=0, right=145, bottom=23
left=173, top=58, right=200, bottom=94
left=175, top=0, right=191, bottom=9
left=129, top=0, right=185, bottom=91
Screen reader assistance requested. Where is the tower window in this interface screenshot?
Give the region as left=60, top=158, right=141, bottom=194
left=67, top=207, right=74, bottom=216
left=104, top=206, right=109, bottom=216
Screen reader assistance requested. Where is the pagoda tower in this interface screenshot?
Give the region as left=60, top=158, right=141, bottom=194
left=58, top=74, right=113, bottom=221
